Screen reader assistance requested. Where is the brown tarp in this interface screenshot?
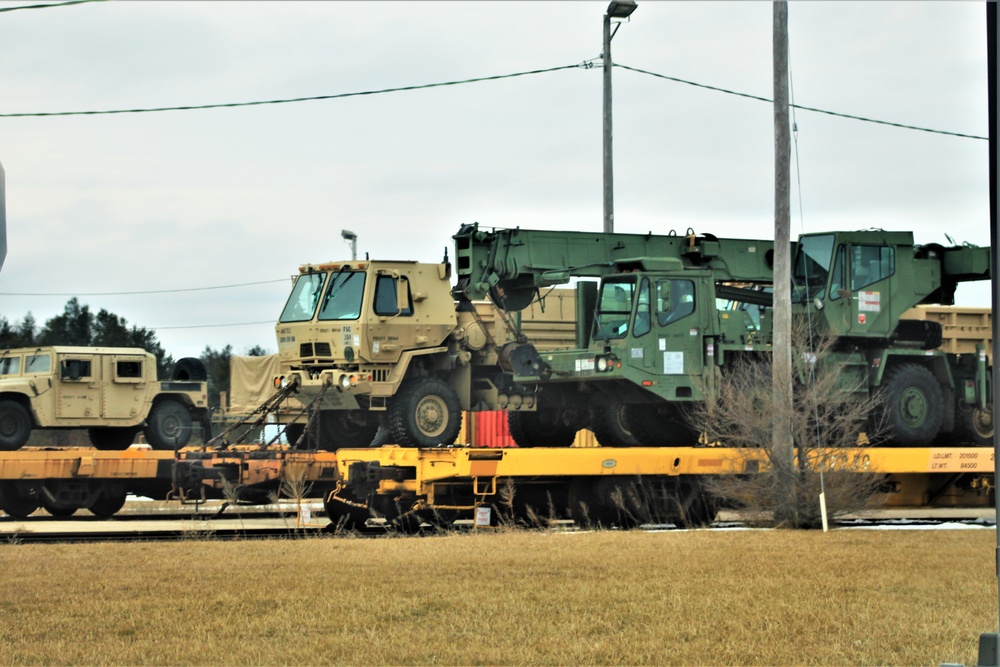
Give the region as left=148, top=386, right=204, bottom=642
left=228, top=354, right=305, bottom=415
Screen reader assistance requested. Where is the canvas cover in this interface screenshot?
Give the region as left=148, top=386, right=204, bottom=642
left=229, top=354, right=305, bottom=415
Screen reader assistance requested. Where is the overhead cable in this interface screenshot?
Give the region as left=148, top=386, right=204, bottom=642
left=614, top=63, right=987, bottom=141
left=0, top=0, right=104, bottom=13
left=0, top=63, right=586, bottom=117
left=0, top=278, right=289, bottom=297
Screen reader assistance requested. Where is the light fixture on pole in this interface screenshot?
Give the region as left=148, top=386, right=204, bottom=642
left=603, top=0, right=637, bottom=234
left=341, top=229, right=357, bottom=260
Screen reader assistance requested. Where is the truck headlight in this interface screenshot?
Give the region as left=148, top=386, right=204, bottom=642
left=596, top=356, right=613, bottom=372
left=339, top=374, right=352, bottom=390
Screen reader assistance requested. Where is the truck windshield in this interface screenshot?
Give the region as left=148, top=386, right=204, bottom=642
left=593, top=278, right=636, bottom=340
left=318, top=271, right=366, bottom=321
left=279, top=273, right=328, bottom=323
left=792, top=234, right=835, bottom=303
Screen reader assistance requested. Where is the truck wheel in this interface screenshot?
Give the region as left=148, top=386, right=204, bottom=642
left=624, top=404, right=697, bottom=447
left=388, top=378, right=462, bottom=447
left=171, top=357, right=207, bottom=382
left=0, top=400, right=32, bottom=451
left=508, top=411, right=577, bottom=448
left=321, top=410, right=380, bottom=449
left=963, top=403, right=993, bottom=447
left=145, top=400, right=193, bottom=449
left=89, top=490, right=127, bottom=518
left=285, top=423, right=306, bottom=447
left=591, top=403, right=640, bottom=447
left=88, top=427, right=139, bottom=451
left=882, top=364, right=943, bottom=446
left=0, top=482, right=38, bottom=519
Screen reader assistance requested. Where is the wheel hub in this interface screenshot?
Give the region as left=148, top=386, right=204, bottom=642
left=899, top=388, right=927, bottom=427
left=415, top=396, right=447, bottom=438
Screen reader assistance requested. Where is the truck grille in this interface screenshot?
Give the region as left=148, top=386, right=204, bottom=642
left=314, top=342, right=332, bottom=357
left=299, top=342, right=333, bottom=361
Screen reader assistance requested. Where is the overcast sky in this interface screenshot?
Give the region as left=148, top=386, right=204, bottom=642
left=0, top=1, right=991, bottom=359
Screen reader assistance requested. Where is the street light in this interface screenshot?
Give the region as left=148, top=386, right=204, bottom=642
left=341, top=229, right=357, bottom=260
left=603, top=0, right=637, bottom=233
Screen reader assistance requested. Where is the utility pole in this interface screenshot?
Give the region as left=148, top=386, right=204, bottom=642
left=602, top=0, right=637, bottom=233
left=772, top=1, right=794, bottom=497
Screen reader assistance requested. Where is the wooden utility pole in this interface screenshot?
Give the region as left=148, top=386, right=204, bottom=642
left=772, top=2, right=794, bottom=477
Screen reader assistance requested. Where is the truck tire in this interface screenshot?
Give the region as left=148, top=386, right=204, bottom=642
left=0, top=400, right=32, bottom=451
left=320, top=410, right=380, bottom=449
left=388, top=378, right=462, bottom=447
left=882, top=363, right=943, bottom=446
left=171, top=357, right=207, bottom=382
left=285, top=423, right=306, bottom=447
left=508, top=410, right=577, bottom=448
left=145, top=399, right=193, bottom=449
left=591, top=402, right=640, bottom=447
left=961, top=402, right=993, bottom=447
left=88, top=427, right=140, bottom=451
left=624, top=404, right=697, bottom=447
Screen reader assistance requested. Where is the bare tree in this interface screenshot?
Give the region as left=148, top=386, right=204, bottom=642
left=687, top=325, right=887, bottom=528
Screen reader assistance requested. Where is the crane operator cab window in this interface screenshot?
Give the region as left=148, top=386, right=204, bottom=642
left=657, top=279, right=695, bottom=326
left=593, top=279, right=636, bottom=340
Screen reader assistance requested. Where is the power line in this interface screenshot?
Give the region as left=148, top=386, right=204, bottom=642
left=0, top=0, right=103, bottom=13
left=0, top=63, right=586, bottom=118
left=0, top=278, right=289, bottom=297
left=614, top=63, right=988, bottom=141
left=152, top=320, right=275, bottom=331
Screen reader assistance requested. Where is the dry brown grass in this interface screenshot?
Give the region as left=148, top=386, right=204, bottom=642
left=0, top=529, right=995, bottom=666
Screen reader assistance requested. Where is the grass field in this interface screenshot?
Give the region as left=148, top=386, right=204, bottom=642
left=0, top=528, right=995, bottom=666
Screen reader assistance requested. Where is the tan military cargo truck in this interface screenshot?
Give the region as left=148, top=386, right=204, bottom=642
left=0, top=346, right=210, bottom=451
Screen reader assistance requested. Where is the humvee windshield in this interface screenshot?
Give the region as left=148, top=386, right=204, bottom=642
left=0, top=355, right=19, bottom=375
left=318, top=271, right=365, bottom=321
left=280, top=273, right=328, bottom=323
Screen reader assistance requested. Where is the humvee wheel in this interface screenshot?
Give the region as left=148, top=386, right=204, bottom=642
left=0, top=400, right=31, bottom=451
left=89, top=490, right=127, bottom=518
left=882, top=363, right=943, bottom=446
left=0, top=483, right=38, bottom=519
left=145, top=400, right=193, bottom=449
left=88, top=427, right=140, bottom=451
left=388, top=378, right=462, bottom=447
left=508, top=410, right=578, bottom=448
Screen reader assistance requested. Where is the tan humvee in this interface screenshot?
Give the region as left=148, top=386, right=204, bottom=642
left=0, top=346, right=210, bottom=451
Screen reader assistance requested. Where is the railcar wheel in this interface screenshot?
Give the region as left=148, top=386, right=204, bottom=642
left=42, top=497, right=78, bottom=518
left=88, top=427, right=139, bottom=450
left=145, top=400, right=193, bottom=449
left=0, top=483, right=38, bottom=519
left=591, top=402, right=640, bottom=447
left=388, top=378, right=462, bottom=447
left=508, top=410, right=577, bottom=448
left=0, top=400, right=32, bottom=451
left=89, top=490, right=127, bottom=518
left=882, top=364, right=943, bottom=446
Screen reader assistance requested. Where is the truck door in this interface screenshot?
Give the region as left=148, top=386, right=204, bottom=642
left=845, top=243, right=895, bottom=338
left=102, top=354, right=148, bottom=420
left=651, top=277, right=705, bottom=394
left=365, top=271, right=415, bottom=363
left=55, top=353, right=99, bottom=419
